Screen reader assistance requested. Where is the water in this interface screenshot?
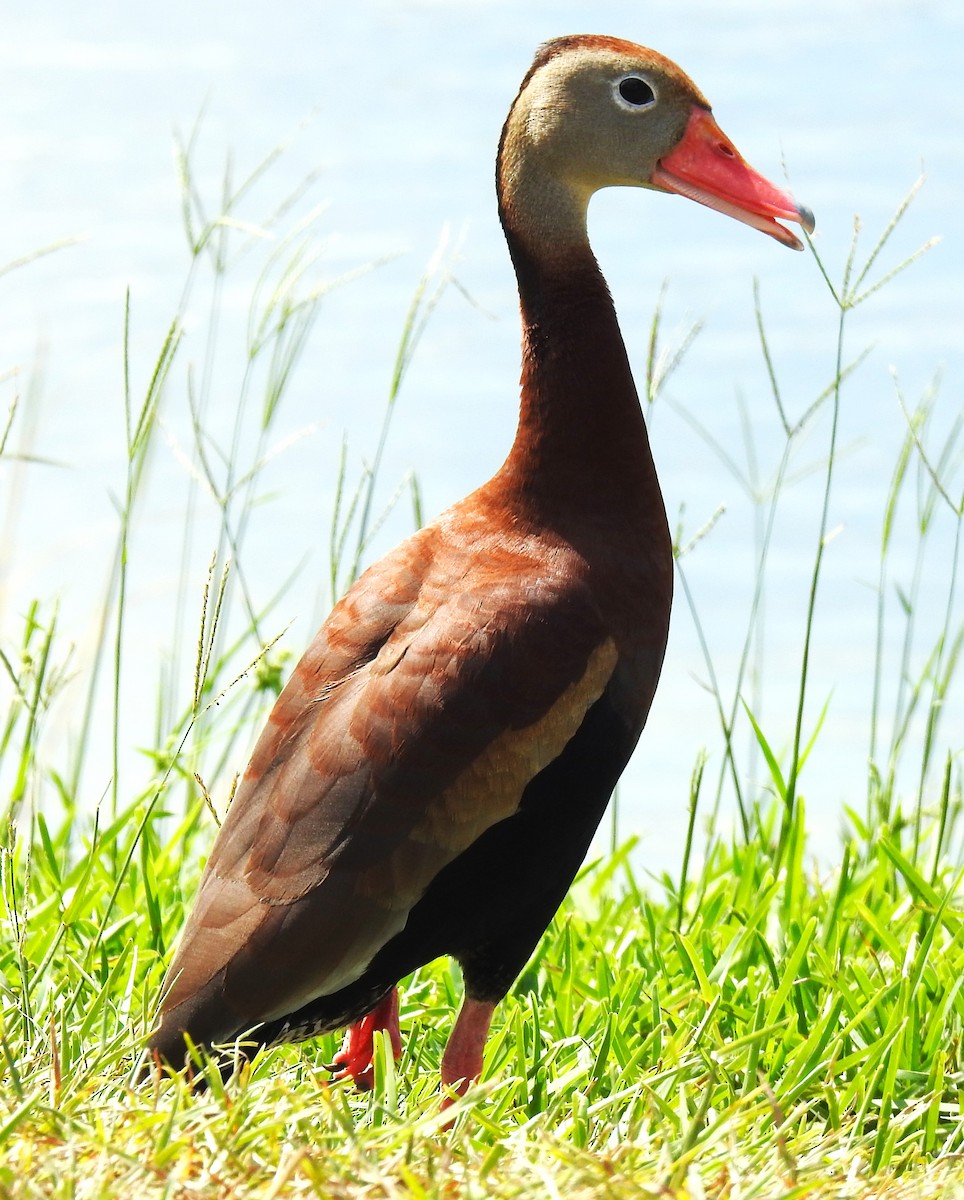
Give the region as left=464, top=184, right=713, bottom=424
left=2, top=0, right=961, bottom=868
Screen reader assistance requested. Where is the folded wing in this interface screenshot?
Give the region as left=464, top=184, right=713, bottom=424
left=153, top=517, right=617, bottom=1049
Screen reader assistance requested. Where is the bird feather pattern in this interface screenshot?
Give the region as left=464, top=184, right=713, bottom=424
left=160, top=500, right=615, bottom=1029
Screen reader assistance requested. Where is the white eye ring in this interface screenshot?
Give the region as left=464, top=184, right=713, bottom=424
left=613, top=75, right=657, bottom=110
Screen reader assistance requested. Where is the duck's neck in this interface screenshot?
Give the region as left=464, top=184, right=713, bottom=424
left=495, top=217, right=660, bottom=522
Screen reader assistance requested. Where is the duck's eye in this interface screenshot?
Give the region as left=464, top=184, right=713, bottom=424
left=616, top=76, right=656, bottom=108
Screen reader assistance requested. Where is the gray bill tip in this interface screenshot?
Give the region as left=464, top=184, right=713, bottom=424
left=796, top=203, right=816, bottom=235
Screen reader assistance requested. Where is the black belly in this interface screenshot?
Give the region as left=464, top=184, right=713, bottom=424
left=259, top=690, right=638, bottom=1047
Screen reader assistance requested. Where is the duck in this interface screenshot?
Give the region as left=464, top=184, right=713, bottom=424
left=147, top=33, right=812, bottom=1106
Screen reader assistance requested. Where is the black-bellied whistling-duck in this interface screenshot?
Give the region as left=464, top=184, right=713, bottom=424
left=148, top=35, right=812, bottom=1106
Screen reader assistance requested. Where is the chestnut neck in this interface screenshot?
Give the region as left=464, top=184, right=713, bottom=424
left=493, top=215, right=662, bottom=528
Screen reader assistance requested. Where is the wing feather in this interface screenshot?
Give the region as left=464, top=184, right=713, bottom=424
left=157, top=514, right=617, bottom=1036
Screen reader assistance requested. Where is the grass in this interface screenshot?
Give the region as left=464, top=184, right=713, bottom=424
left=1, top=129, right=962, bottom=1198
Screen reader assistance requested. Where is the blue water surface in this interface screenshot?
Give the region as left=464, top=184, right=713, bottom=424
left=2, top=0, right=962, bottom=868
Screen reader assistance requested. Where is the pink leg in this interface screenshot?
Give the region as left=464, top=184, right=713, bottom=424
left=329, top=988, right=402, bottom=1090
left=440, top=995, right=496, bottom=1111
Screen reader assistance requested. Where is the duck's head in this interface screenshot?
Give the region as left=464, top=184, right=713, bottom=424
left=498, top=35, right=814, bottom=252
